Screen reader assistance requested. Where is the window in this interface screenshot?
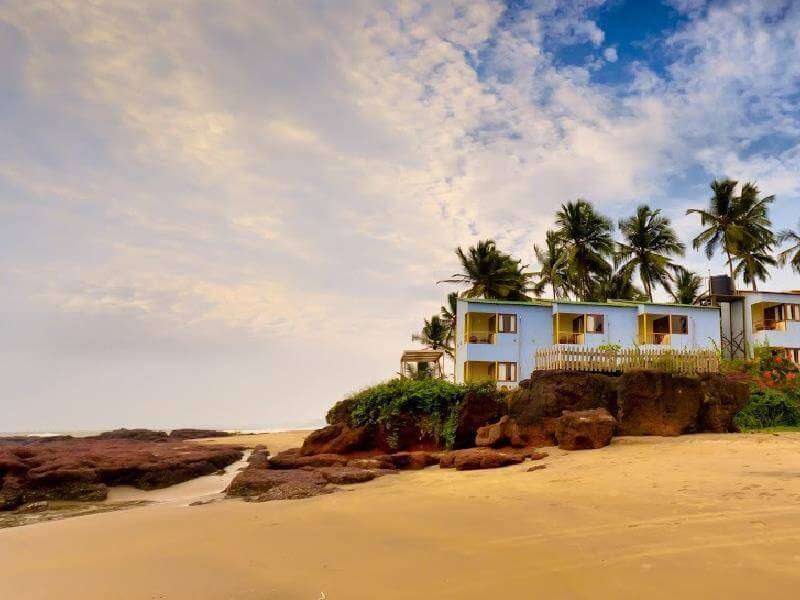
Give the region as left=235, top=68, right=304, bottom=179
left=497, top=362, right=517, bottom=382
left=497, top=313, right=517, bottom=333
left=671, top=315, right=688, bottom=335
left=786, top=305, right=800, bottom=321
left=586, top=314, right=604, bottom=334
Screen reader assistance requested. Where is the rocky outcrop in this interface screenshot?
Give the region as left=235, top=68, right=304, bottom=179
left=0, top=438, right=243, bottom=510
left=556, top=408, right=617, bottom=450
left=372, top=451, right=441, bottom=470
left=227, top=468, right=328, bottom=497
left=507, top=371, right=748, bottom=440
left=475, top=416, right=523, bottom=448
left=452, top=391, right=508, bottom=449
left=698, top=375, right=750, bottom=433
left=270, top=450, right=349, bottom=469
left=299, top=423, right=374, bottom=456
left=168, top=428, right=232, bottom=439
left=439, top=448, right=525, bottom=471
left=93, top=428, right=169, bottom=442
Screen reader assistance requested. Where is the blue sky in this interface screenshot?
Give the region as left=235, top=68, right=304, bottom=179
left=3, top=0, right=800, bottom=431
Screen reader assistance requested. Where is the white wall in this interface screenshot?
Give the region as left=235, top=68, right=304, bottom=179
left=456, top=299, right=722, bottom=386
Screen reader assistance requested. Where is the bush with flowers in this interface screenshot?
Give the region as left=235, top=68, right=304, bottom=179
left=733, top=343, right=800, bottom=430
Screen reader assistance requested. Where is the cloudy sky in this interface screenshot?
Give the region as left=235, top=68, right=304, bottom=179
left=3, top=0, right=800, bottom=431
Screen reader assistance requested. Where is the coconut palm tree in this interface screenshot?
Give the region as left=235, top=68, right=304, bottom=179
left=589, top=267, right=646, bottom=302
left=439, top=292, right=458, bottom=349
left=413, top=315, right=453, bottom=357
left=733, top=238, right=777, bottom=291
left=777, top=220, right=800, bottom=274
left=554, top=200, right=615, bottom=301
left=616, top=205, right=685, bottom=301
left=687, top=180, right=775, bottom=291
left=439, top=240, right=531, bottom=300
left=670, top=269, right=703, bottom=304
left=532, top=230, right=568, bottom=300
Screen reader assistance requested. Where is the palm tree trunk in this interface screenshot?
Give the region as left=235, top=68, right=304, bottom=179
left=644, top=276, right=653, bottom=302
left=725, top=245, right=736, bottom=293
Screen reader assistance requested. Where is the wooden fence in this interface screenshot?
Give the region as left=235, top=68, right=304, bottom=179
left=534, top=346, right=720, bottom=374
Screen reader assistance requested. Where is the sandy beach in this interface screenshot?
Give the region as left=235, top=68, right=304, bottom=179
left=3, top=431, right=800, bottom=599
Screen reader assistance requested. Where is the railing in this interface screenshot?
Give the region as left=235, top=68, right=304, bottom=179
left=534, top=346, right=720, bottom=374
left=753, top=319, right=781, bottom=332
left=639, top=333, right=671, bottom=345
left=556, top=332, right=585, bottom=345
left=465, top=330, right=495, bottom=344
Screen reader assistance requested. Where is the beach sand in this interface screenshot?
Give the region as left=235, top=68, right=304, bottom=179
left=3, top=432, right=800, bottom=599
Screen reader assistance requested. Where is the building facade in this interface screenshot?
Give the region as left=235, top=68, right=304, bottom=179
left=716, top=290, right=800, bottom=362
left=454, top=297, right=721, bottom=389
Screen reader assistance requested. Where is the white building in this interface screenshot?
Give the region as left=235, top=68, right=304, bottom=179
left=454, top=297, right=721, bottom=389
left=714, top=288, right=800, bottom=362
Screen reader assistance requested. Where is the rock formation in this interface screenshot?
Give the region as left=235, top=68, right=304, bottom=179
left=556, top=408, right=617, bottom=450
left=507, top=370, right=748, bottom=443
left=0, top=438, right=243, bottom=511
left=475, top=415, right=524, bottom=448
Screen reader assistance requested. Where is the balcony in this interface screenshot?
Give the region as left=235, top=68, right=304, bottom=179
left=638, top=333, right=671, bottom=345
left=753, top=319, right=783, bottom=332
left=556, top=332, right=585, bottom=345
left=465, top=330, right=495, bottom=344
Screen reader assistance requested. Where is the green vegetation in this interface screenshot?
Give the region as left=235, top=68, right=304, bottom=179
left=688, top=179, right=775, bottom=292
left=327, top=378, right=497, bottom=449
left=617, top=205, right=685, bottom=302
left=734, top=387, right=800, bottom=431
left=439, top=239, right=532, bottom=301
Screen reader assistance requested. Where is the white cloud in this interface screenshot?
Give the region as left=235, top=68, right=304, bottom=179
left=3, top=0, right=800, bottom=428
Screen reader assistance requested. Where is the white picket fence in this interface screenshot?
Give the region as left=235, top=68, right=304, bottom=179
left=534, top=346, right=720, bottom=374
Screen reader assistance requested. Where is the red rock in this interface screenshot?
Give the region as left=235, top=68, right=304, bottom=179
left=269, top=452, right=348, bottom=469
left=253, top=482, right=334, bottom=502
left=93, top=428, right=169, bottom=442
left=475, top=416, right=524, bottom=448
left=527, top=465, right=546, bottom=472
left=0, top=438, right=243, bottom=509
left=315, top=466, right=378, bottom=484
left=226, top=468, right=326, bottom=497
left=439, top=448, right=524, bottom=471
left=247, top=446, right=270, bottom=469
left=556, top=408, right=616, bottom=451
left=168, top=428, right=232, bottom=439
left=373, top=451, right=440, bottom=470
left=346, top=458, right=395, bottom=470
left=698, top=375, right=749, bottom=433
left=299, top=423, right=374, bottom=456
left=453, top=390, right=508, bottom=449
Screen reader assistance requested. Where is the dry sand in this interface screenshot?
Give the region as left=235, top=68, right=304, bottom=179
left=3, top=432, right=800, bottom=599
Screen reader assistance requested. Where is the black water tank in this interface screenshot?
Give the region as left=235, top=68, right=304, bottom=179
left=710, top=274, right=733, bottom=296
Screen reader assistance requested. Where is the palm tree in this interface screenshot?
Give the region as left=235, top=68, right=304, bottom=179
left=616, top=205, right=685, bottom=301
left=590, top=267, right=646, bottom=302
left=414, top=315, right=453, bottom=357
left=733, top=238, right=776, bottom=291
left=532, top=230, right=568, bottom=300
left=687, top=180, right=775, bottom=291
left=439, top=240, right=531, bottom=300
left=777, top=220, right=800, bottom=274
left=440, top=292, right=458, bottom=349
left=670, top=269, right=703, bottom=304
left=554, top=200, right=615, bottom=301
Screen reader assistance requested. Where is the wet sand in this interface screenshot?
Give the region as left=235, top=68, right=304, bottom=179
left=3, top=432, right=800, bottom=599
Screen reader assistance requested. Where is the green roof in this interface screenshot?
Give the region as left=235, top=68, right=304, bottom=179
left=461, top=297, right=719, bottom=310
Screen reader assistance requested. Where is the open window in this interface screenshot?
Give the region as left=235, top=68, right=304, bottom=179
left=586, top=314, right=604, bottom=334
left=670, top=315, right=688, bottom=335
left=496, top=362, right=517, bottom=382
left=497, top=313, right=517, bottom=334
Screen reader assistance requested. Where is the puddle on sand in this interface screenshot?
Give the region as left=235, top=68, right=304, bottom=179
left=105, top=449, right=251, bottom=505
left=1, top=451, right=251, bottom=529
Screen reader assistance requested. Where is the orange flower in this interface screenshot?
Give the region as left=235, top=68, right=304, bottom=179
left=764, top=371, right=772, bottom=378
left=775, top=356, right=783, bottom=364
left=788, top=372, right=797, bottom=381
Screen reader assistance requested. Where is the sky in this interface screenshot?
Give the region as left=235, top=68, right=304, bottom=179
left=3, top=0, right=800, bottom=431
